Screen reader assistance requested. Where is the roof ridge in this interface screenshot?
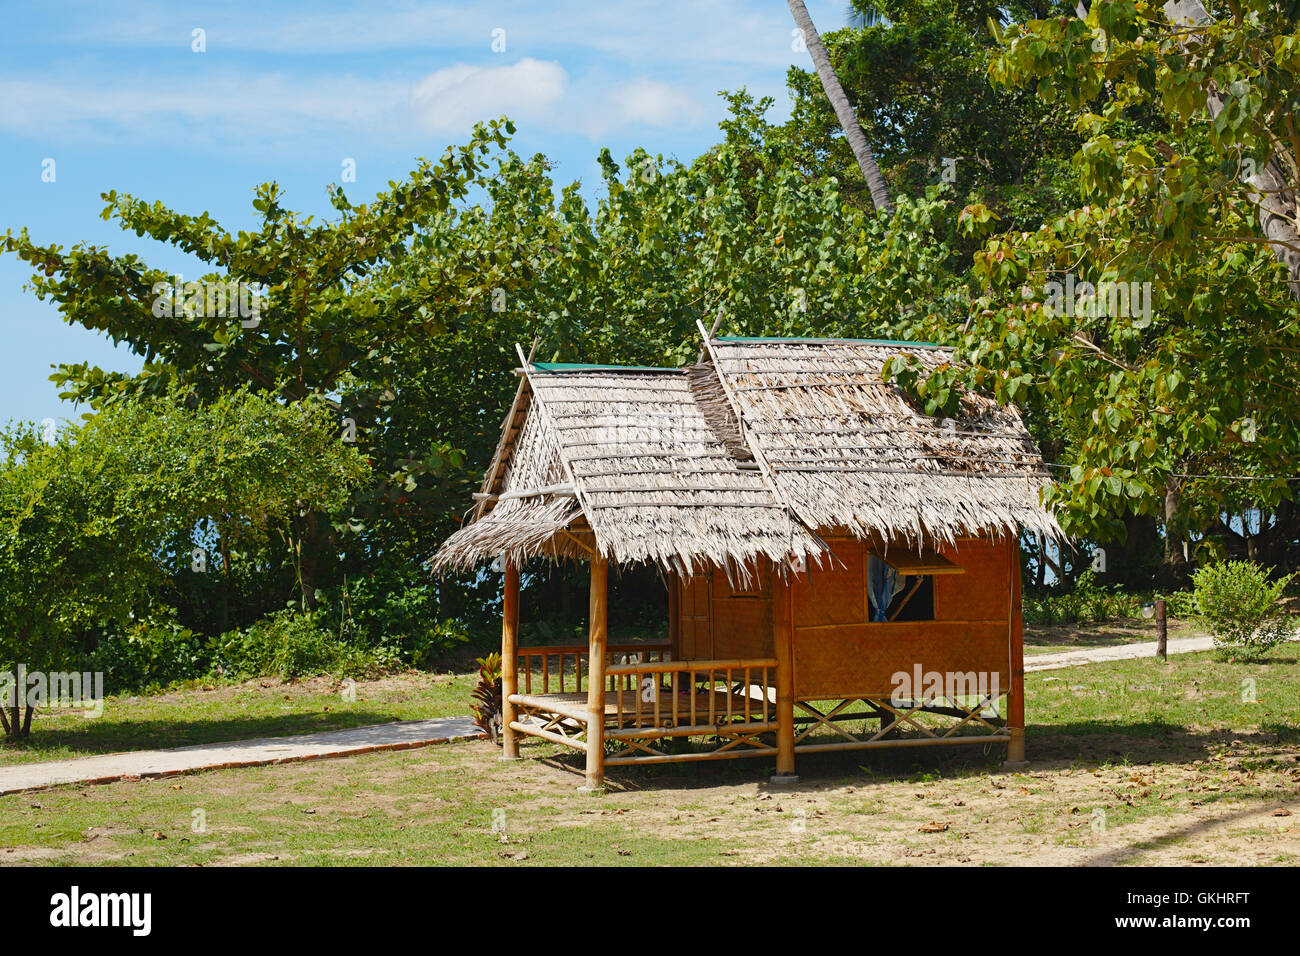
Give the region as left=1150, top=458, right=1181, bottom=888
left=531, top=362, right=685, bottom=373
left=716, top=336, right=951, bottom=349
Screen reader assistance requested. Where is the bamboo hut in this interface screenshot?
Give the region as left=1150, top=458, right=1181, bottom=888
left=433, top=332, right=1062, bottom=790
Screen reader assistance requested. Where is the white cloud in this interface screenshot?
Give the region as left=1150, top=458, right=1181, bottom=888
left=0, top=0, right=853, bottom=147
left=0, top=72, right=407, bottom=148
left=602, top=78, right=709, bottom=130
left=0, top=61, right=712, bottom=148
left=410, top=58, right=567, bottom=135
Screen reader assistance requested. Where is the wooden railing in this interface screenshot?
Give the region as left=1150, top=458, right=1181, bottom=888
left=600, top=657, right=779, bottom=765
left=516, top=643, right=671, bottom=695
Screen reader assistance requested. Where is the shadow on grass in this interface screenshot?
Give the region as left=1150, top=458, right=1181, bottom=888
left=0, top=710, right=403, bottom=762
left=1081, top=795, right=1292, bottom=866
left=529, top=718, right=1299, bottom=795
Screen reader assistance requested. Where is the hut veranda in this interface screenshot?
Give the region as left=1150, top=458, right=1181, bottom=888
left=433, top=333, right=1062, bottom=789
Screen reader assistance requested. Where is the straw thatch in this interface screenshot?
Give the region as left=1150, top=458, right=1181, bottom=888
left=432, top=335, right=1061, bottom=575
left=705, top=337, right=1062, bottom=548
left=433, top=363, right=825, bottom=578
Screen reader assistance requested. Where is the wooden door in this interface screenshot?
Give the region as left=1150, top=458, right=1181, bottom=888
left=677, top=573, right=712, bottom=660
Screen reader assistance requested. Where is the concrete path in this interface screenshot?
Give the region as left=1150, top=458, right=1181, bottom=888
left=1026, top=635, right=1216, bottom=672
left=0, top=716, right=485, bottom=796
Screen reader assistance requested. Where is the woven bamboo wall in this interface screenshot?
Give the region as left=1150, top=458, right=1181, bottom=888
left=671, top=564, right=776, bottom=661
left=672, top=536, right=1016, bottom=699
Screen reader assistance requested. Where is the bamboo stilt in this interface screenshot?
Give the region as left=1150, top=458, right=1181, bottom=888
left=501, top=559, right=521, bottom=760
left=1006, top=536, right=1027, bottom=764
left=582, top=553, right=609, bottom=791
left=772, top=566, right=797, bottom=781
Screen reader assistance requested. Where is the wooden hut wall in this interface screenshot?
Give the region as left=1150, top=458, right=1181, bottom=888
left=790, top=536, right=1017, bottom=699
left=670, top=564, right=776, bottom=661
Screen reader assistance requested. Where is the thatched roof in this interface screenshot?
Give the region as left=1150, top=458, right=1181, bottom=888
left=432, top=335, right=1061, bottom=575
left=705, top=337, right=1062, bottom=547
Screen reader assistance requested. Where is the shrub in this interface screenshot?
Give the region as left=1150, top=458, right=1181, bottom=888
left=1024, top=570, right=1137, bottom=625
left=208, top=609, right=400, bottom=681
left=1162, top=590, right=1198, bottom=618
left=331, top=571, right=469, bottom=668
left=1192, top=561, right=1296, bottom=659
left=86, top=610, right=207, bottom=694
left=470, top=653, right=503, bottom=743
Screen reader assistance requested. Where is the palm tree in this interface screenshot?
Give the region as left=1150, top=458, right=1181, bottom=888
left=787, top=0, right=893, bottom=213
left=845, top=3, right=884, bottom=28
left=1161, top=0, right=1300, bottom=302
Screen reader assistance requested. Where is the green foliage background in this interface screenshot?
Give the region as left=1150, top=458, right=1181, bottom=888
left=3, top=1, right=1298, bottom=707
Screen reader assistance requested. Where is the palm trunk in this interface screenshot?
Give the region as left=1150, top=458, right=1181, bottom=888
left=787, top=0, right=893, bottom=213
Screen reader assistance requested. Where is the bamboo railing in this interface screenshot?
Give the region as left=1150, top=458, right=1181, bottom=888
left=600, top=657, right=779, bottom=766
left=516, top=643, right=671, bottom=695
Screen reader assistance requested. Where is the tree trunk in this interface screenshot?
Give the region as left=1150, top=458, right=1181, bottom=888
left=219, top=530, right=231, bottom=634
left=299, top=512, right=321, bottom=611
left=787, top=0, right=894, bottom=213
left=1162, top=1, right=1300, bottom=304
left=1158, top=479, right=1190, bottom=588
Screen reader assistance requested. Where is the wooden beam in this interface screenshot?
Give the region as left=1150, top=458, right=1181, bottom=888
left=887, top=576, right=924, bottom=621
left=472, top=484, right=576, bottom=503
left=508, top=720, right=586, bottom=752
left=582, top=553, right=609, bottom=792
left=668, top=571, right=681, bottom=661
left=1006, top=536, right=1026, bottom=764
left=501, top=560, right=521, bottom=760
left=773, top=567, right=797, bottom=780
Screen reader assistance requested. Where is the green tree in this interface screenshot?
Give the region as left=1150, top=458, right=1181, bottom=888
left=0, top=390, right=365, bottom=739
left=884, top=0, right=1300, bottom=582
left=1, top=120, right=514, bottom=609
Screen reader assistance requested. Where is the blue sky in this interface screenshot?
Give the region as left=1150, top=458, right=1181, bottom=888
left=0, top=0, right=855, bottom=428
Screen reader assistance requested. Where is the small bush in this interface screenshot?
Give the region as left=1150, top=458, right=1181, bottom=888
left=338, top=570, right=470, bottom=668
left=1024, top=570, right=1138, bottom=625
left=86, top=610, right=207, bottom=694
left=1192, top=561, right=1296, bottom=659
left=208, top=609, right=400, bottom=681
left=1162, top=590, right=1198, bottom=618
left=470, top=653, right=503, bottom=742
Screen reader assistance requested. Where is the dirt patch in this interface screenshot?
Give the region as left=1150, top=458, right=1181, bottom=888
left=394, top=738, right=1300, bottom=866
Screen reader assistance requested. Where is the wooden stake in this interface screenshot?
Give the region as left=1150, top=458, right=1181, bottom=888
left=582, top=553, right=609, bottom=791
left=1156, top=598, right=1167, bottom=660
left=772, top=566, right=797, bottom=780
left=1006, top=536, right=1027, bottom=764
left=501, top=559, right=521, bottom=760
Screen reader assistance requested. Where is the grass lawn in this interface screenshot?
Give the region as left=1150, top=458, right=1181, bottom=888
left=1, top=649, right=1297, bottom=866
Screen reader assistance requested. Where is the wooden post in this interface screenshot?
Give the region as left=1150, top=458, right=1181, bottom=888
left=771, top=565, right=798, bottom=782
left=1006, top=537, right=1027, bottom=764
left=1155, top=598, right=1167, bottom=660
left=501, top=559, right=521, bottom=760
left=582, top=553, right=608, bottom=792
left=667, top=570, right=680, bottom=660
